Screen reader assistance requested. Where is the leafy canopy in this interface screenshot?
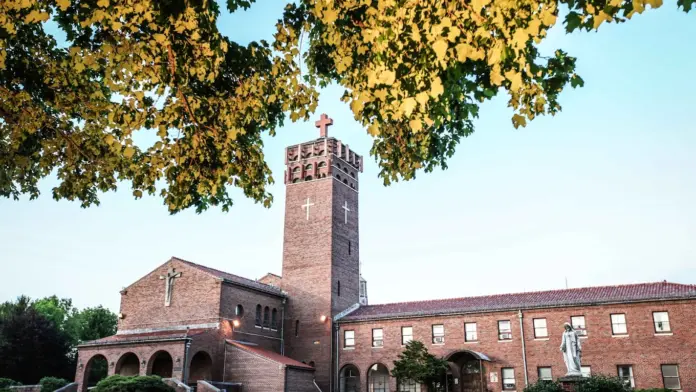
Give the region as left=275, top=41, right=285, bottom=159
left=391, top=340, right=449, bottom=390
left=1, top=0, right=692, bottom=212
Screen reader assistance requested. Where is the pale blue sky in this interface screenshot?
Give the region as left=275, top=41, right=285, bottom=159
left=1, top=4, right=694, bottom=312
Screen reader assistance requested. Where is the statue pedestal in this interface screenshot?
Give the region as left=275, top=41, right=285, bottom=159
left=559, top=375, right=584, bottom=391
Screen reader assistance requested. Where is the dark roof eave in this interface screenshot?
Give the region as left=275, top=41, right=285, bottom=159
left=338, top=295, right=696, bottom=324
left=220, top=278, right=287, bottom=298
left=78, top=336, right=191, bottom=348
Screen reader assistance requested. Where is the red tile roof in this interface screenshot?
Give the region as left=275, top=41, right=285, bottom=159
left=226, top=340, right=314, bottom=370
left=79, top=329, right=210, bottom=347
left=341, top=281, right=696, bottom=322
left=172, top=257, right=285, bottom=297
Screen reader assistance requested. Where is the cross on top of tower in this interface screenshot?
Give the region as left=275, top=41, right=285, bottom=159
left=315, top=113, right=333, bottom=138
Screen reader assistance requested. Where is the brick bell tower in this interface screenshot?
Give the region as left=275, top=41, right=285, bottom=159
left=281, top=114, right=363, bottom=391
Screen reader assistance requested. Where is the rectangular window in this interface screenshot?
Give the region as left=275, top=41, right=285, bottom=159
left=344, top=330, right=355, bottom=348
left=534, top=318, right=548, bottom=338
left=502, top=368, right=515, bottom=390
left=372, top=328, right=384, bottom=347
left=571, top=315, right=587, bottom=336
left=402, top=326, right=413, bottom=345
left=432, top=324, right=445, bottom=344
left=465, top=322, right=478, bottom=342
left=398, top=380, right=421, bottom=392
left=348, top=240, right=352, bottom=255
left=653, top=311, right=671, bottom=333
left=581, top=366, right=591, bottom=378
left=661, top=365, right=681, bottom=390
left=611, top=314, right=628, bottom=335
left=498, top=320, right=512, bottom=340
left=538, top=367, right=553, bottom=381
left=617, top=365, right=634, bottom=387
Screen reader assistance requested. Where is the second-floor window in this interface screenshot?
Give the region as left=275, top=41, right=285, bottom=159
left=465, top=322, right=477, bottom=342
left=372, top=328, right=384, bottom=347
left=344, top=330, right=355, bottom=348
left=571, top=315, right=587, bottom=336
left=498, top=320, right=512, bottom=340
left=611, top=314, right=627, bottom=335
left=432, top=324, right=445, bottom=344
left=401, top=326, right=413, bottom=345
left=653, top=311, right=671, bottom=333
left=533, top=318, right=548, bottom=338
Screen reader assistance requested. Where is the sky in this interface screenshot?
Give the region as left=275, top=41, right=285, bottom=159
left=1, top=4, right=695, bottom=313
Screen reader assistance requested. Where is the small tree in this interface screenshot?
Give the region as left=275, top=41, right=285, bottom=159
left=392, top=340, right=449, bottom=391
left=93, top=376, right=175, bottom=392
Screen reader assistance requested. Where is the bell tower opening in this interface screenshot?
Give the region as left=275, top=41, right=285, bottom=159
left=281, top=114, right=363, bottom=392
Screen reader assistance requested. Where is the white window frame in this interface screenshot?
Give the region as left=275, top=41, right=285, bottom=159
left=611, top=313, right=628, bottom=335
left=344, top=330, right=355, bottom=348
left=465, top=322, right=478, bottom=342
left=432, top=324, right=445, bottom=344
left=538, top=367, right=553, bottom=381
left=533, top=318, right=548, bottom=338
left=401, top=326, right=413, bottom=345
left=581, top=366, right=591, bottom=378
left=502, top=368, right=516, bottom=390
left=617, top=365, right=635, bottom=387
left=571, top=315, right=587, bottom=336
left=653, top=311, right=671, bottom=333
left=498, top=320, right=512, bottom=340
left=372, top=328, right=384, bottom=347
left=661, top=364, right=681, bottom=390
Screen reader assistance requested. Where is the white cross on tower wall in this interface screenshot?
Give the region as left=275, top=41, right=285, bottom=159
left=342, top=201, right=351, bottom=224
left=301, top=197, right=315, bottom=220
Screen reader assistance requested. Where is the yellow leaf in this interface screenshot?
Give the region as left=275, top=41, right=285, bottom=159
left=432, top=39, right=448, bottom=62
left=416, top=92, right=429, bottom=107
left=593, top=12, right=612, bottom=29
left=430, top=77, right=444, bottom=98
left=512, top=29, right=529, bottom=49
left=56, top=0, right=70, bottom=11
left=24, top=10, right=49, bottom=24
left=124, top=147, right=135, bottom=158
left=541, top=11, right=557, bottom=26
left=409, top=119, right=423, bottom=132
left=456, top=43, right=471, bottom=62
left=644, top=0, right=663, bottom=7
left=487, top=41, right=504, bottom=65
left=380, top=69, right=396, bottom=85
left=505, top=70, right=523, bottom=91
left=512, top=114, right=527, bottom=128
left=323, top=8, right=338, bottom=24
left=96, top=0, right=109, bottom=7
left=400, top=97, right=417, bottom=118
left=490, top=67, right=504, bottom=86
left=367, top=124, right=380, bottom=136
left=153, top=34, right=166, bottom=44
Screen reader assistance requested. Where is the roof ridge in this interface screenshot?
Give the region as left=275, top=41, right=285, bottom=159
left=171, top=256, right=279, bottom=290
left=363, top=281, right=696, bottom=308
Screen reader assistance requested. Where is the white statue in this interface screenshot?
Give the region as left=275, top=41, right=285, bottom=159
left=560, top=322, right=582, bottom=376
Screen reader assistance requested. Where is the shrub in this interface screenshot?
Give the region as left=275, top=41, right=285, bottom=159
left=39, top=377, right=69, bottom=392
left=93, top=376, right=175, bottom=392
left=0, top=379, right=21, bottom=392
left=576, top=375, right=631, bottom=392
left=524, top=380, right=565, bottom=392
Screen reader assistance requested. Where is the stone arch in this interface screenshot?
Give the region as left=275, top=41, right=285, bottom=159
left=115, top=352, right=140, bottom=376
left=147, top=350, right=173, bottom=378
left=367, top=363, right=389, bottom=392
left=444, top=350, right=491, bottom=392
left=318, top=161, right=327, bottom=168
left=83, top=354, right=108, bottom=390
left=340, top=363, right=360, bottom=392
left=189, top=351, right=213, bottom=383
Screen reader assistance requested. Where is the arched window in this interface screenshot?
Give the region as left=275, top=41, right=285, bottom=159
left=115, top=353, right=139, bottom=376
left=318, top=161, right=327, bottom=168
left=350, top=171, right=355, bottom=178
left=235, top=304, right=244, bottom=317
left=339, top=365, right=360, bottom=392
left=293, top=178, right=300, bottom=183
left=263, top=306, right=270, bottom=328
left=343, top=179, right=348, bottom=185
left=398, top=379, right=422, bottom=392
left=85, top=355, right=108, bottom=388
left=305, top=176, right=313, bottom=181
left=368, top=363, right=389, bottom=392
left=255, top=305, right=262, bottom=327
left=271, top=308, right=278, bottom=330
left=295, top=320, right=300, bottom=337
left=292, top=166, right=300, bottom=173
left=148, top=351, right=173, bottom=378
left=336, top=174, right=342, bottom=180
left=305, top=164, right=313, bottom=170
left=337, top=281, right=341, bottom=297
left=189, top=351, right=213, bottom=383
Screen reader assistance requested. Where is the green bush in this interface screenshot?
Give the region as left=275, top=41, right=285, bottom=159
left=576, top=375, right=632, bottom=392
left=93, top=376, right=175, bottom=392
left=39, top=377, right=69, bottom=392
left=524, top=380, right=565, bottom=392
left=0, top=379, right=21, bottom=392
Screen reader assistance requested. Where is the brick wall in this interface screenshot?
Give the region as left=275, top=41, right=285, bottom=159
left=338, top=299, right=696, bottom=392
left=118, top=259, right=222, bottom=331
left=223, top=344, right=286, bottom=392
left=286, top=368, right=319, bottom=392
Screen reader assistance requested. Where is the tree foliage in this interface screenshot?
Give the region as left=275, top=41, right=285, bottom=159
left=1, top=0, right=692, bottom=212
left=391, top=340, right=449, bottom=390
left=576, top=375, right=632, bottom=392
left=92, top=376, right=175, bottom=392
left=39, top=377, right=69, bottom=392
left=524, top=380, right=565, bottom=392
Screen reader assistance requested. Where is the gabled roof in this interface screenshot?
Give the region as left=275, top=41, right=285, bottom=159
left=340, top=281, right=696, bottom=322
left=172, top=257, right=286, bottom=297
left=79, top=329, right=210, bottom=347
left=226, top=340, right=314, bottom=370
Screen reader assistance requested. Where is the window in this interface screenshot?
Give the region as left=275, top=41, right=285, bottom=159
left=263, top=306, right=270, bottom=328
left=255, top=305, right=262, bottom=327
left=465, top=322, right=477, bottom=342
left=538, top=367, right=552, bottom=381
left=611, top=314, right=628, bottom=335
left=571, top=315, right=587, bottom=336
left=401, top=326, right=413, bottom=345
left=235, top=304, right=244, bottom=317
left=498, top=320, right=512, bottom=340
left=337, top=281, right=341, bottom=297
left=653, top=311, right=671, bottom=333
left=295, top=320, right=299, bottom=337
left=271, top=308, right=278, bottom=330
left=368, top=364, right=389, bottom=392
left=305, top=163, right=313, bottom=170
left=661, top=365, right=680, bottom=390
left=581, top=366, right=591, bottom=378
left=398, top=379, right=421, bottom=392
left=432, top=324, right=445, bottom=344
left=372, top=328, right=384, bottom=347
left=502, top=368, right=515, bottom=390
left=533, top=318, right=548, bottom=338
left=292, top=166, right=300, bottom=173
left=348, top=241, right=351, bottom=255
left=617, top=365, right=634, bottom=387
left=344, top=330, right=355, bottom=348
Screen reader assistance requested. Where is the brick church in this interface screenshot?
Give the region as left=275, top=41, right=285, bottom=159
left=75, top=115, right=696, bottom=392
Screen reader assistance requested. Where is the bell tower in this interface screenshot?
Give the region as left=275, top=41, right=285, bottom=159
left=281, top=114, right=363, bottom=391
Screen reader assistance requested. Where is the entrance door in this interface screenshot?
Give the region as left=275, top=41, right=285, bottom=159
left=460, top=360, right=483, bottom=392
